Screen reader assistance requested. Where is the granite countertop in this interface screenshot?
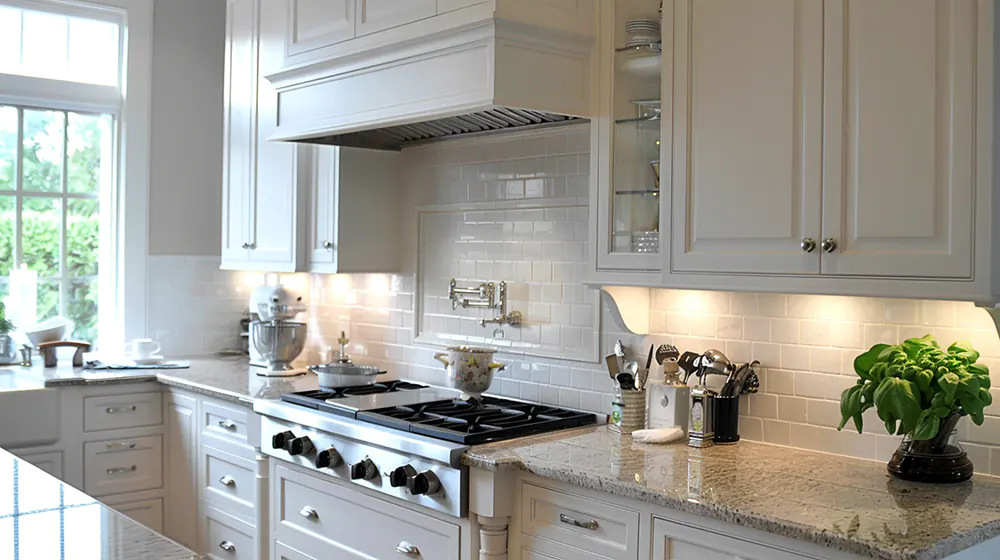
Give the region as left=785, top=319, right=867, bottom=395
left=1, top=356, right=322, bottom=404
left=464, top=425, right=1000, bottom=560
left=0, top=447, right=198, bottom=559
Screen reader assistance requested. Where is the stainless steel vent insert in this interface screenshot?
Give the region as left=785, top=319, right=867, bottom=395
left=293, top=108, right=583, bottom=151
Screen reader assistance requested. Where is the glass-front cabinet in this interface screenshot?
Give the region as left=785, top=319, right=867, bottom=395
left=593, top=0, right=664, bottom=275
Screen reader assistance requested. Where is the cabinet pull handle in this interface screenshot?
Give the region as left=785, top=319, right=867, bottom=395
left=322, top=240, right=333, bottom=250
left=218, top=541, right=236, bottom=553
left=105, top=405, right=137, bottom=414
left=218, top=419, right=237, bottom=430
left=800, top=238, right=816, bottom=253
left=821, top=238, right=839, bottom=253
left=395, top=542, right=420, bottom=556
left=219, top=475, right=236, bottom=487
left=559, top=513, right=599, bottom=530
left=298, top=506, right=318, bottom=520
left=107, top=465, right=137, bottom=475
left=105, top=441, right=136, bottom=450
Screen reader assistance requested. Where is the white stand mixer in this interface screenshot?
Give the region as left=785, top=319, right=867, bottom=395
left=249, top=284, right=308, bottom=377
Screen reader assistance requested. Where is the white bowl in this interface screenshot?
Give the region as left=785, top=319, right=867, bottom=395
left=23, top=317, right=73, bottom=347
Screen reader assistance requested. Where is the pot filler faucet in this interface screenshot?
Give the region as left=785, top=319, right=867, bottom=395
left=448, top=279, right=523, bottom=338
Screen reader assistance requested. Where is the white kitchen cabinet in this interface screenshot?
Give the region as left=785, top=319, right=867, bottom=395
left=651, top=517, right=813, bottom=560
left=668, top=0, right=824, bottom=275
left=820, top=0, right=976, bottom=279
left=106, top=497, right=165, bottom=533
left=165, top=392, right=199, bottom=550
left=222, top=0, right=303, bottom=273
left=355, top=0, right=436, bottom=36
left=308, top=146, right=400, bottom=273
left=19, top=451, right=63, bottom=478
left=284, top=0, right=356, bottom=64
left=221, top=0, right=258, bottom=269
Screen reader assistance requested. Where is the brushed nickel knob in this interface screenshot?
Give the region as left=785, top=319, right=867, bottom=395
left=800, top=238, right=816, bottom=253
left=322, top=240, right=333, bottom=250
left=821, top=238, right=838, bottom=253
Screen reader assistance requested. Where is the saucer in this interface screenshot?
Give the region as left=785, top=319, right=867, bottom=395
left=132, top=355, right=165, bottom=365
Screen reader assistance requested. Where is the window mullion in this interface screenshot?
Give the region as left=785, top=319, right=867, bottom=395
left=59, top=111, right=68, bottom=321
left=14, top=107, right=22, bottom=269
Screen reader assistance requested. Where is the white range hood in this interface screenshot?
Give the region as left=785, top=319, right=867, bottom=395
left=264, top=7, right=596, bottom=151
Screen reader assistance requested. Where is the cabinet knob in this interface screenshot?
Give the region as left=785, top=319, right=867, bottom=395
left=218, top=541, right=236, bottom=553
left=219, top=475, right=236, bottom=487
left=322, top=240, right=334, bottom=250
left=298, top=506, right=318, bottom=520
left=241, top=243, right=250, bottom=250
left=821, top=238, right=839, bottom=253
left=247, top=242, right=256, bottom=250
left=218, top=419, right=237, bottom=430
left=800, top=238, right=816, bottom=253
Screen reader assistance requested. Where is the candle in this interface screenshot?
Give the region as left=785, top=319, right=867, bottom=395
left=9, top=264, right=37, bottom=329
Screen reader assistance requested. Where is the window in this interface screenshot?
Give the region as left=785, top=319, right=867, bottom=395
left=0, top=106, right=112, bottom=341
left=0, top=0, right=149, bottom=348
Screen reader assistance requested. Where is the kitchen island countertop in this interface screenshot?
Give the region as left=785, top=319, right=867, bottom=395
left=0, top=446, right=198, bottom=559
left=464, top=425, right=1000, bottom=560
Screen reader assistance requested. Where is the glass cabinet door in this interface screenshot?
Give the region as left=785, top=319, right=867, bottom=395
left=596, top=0, right=664, bottom=272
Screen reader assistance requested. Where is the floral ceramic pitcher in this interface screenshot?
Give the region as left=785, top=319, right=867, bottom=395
left=433, top=346, right=505, bottom=400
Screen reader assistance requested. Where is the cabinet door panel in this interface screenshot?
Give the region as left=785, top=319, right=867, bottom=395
left=308, top=146, right=338, bottom=267
left=821, top=0, right=976, bottom=278
left=652, top=517, right=813, bottom=560
left=286, top=0, right=355, bottom=58
left=670, top=0, right=823, bottom=275
left=356, top=0, right=437, bottom=36
left=221, top=0, right=257, bottom=268
left=165, top=393, right=198, bottom=550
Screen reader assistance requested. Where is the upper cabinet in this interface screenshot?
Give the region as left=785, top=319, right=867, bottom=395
left=668, top=0, right=823, bottom=276
left=591, top=0, right=664, bottom=278
left=284, top=0, right=356, bottom=63
left=356, top=0, right=436, bottom=36
left=820, top=0, right=976, bottom=279
left=221, top=0, right=401, bottom=274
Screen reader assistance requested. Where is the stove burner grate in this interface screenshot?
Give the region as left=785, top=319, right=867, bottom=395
left=281, top=381, right=427, bottom=417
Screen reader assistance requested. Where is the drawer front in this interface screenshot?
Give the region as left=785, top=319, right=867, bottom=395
left=204, top=505, right=256, bottom=560
left=84, top=392, right=163, bottom=432
left=274, top=464, right=459, bottom=560
left=652, top=517, right=817, bottom=560
left=84, top=435, right=163, bottom=496
left=203, top=445, right=256, bottom=515
left=273, top=541, right=318, bottom=560
left=520, top=481, right=640, bottom=560
left=202, top=400, right=251, bottom=446
left=113, top=498, right=164, bottom=533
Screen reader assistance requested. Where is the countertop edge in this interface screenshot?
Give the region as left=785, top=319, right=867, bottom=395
left=460, top=451, right=999, bottom=560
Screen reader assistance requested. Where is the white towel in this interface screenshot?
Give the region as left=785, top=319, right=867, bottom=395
left=631, top=427, right=685, bottom=444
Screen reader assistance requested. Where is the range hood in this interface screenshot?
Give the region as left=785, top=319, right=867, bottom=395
left=265, top=14, right=595, bottom=151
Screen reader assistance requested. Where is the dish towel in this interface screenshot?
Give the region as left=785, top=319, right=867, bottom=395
left=631, top=427, right=685, bottom=444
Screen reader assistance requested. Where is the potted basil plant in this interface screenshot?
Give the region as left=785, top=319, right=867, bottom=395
left=0, top=303, right=17, bottom=364
left=838, top=335, right=992, bottom=483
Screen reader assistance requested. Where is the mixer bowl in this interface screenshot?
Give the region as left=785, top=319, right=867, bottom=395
left=251, top=321, right=307, bottom=371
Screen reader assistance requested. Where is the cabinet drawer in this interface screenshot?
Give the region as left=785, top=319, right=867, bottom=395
left=84, top=435, right=163, bottom=496
left=203, top=444, right=256, bottom=517
left=202, top=400, right=251, bottom=446
left=274, top=464, right=459, bottom=560
left=273, top=541, right=317, bottom=560
left=204, top=505, right=256, bottom=560
left=652, top=517, right=815, bottom=560
left=520, top=481, right=640, bottom=560
left=84, top=392, right=162, bottom=432
left=112, top=498, right=164, bottom=533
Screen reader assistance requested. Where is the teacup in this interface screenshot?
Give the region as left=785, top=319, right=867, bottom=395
left=125, top=338, right=161, bottom=360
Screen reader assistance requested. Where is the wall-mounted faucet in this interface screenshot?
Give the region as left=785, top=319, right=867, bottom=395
left=447, top=279, right=523, bottom=334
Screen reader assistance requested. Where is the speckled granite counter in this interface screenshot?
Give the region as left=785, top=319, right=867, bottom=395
left=0, top=447, right=198, bottom=559
left=5, top=357, right=321, bottom=404
left=464, top=425, right=1000, bottom=560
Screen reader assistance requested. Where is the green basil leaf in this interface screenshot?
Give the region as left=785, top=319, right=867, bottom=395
left=838, top=386, right=863, bottom=431
left=873, top=377, right=923, bottom=434
left=915, top=370, right=934, bottom=398
left=884, top=417, right=898, bottom=436
left=960, top=393, right=986, bottom=426
left=948, top=341, right=980, bottom=364
left=980, top=387, right=993, bottom=407
left=938, top=372, right=960, bottom=402
left=855, top=344, right=892, bottom=378
left=968, top=363, right=990, bottom=378
left=932, top=406, right=952, bottom=418
left=912, top=410, right=940, bottom=441
left=903, top=335, right=938, bottom=359
left=957, top=375, right=981, bottom=400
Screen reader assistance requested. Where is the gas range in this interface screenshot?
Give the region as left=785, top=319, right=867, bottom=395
left=254, top=380, right=597, bottom=517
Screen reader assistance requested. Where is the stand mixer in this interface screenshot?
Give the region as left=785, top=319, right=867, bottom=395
left=249, top=284, right=308, bottom=377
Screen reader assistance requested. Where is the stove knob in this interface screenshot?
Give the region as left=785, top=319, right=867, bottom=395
left=315, top=448, right=343, bottom=469
left=288, top=436, right=314, bottom=456
left=389, top=465, right=417, bottom=488
left=406, top=471, right=441, bottom=496
left=271, top=431, right=295, bottom=450
left=350, top=458, right=379, bottom=481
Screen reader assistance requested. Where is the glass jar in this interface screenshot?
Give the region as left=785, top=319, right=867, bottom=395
left=887, top=412, right=974, bottom=483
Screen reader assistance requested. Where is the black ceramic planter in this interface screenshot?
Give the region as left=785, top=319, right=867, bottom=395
left=887, top=413, right=974, bottom=483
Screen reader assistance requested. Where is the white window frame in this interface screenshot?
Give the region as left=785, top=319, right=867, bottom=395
left=0, top=0, right=151, bottom=349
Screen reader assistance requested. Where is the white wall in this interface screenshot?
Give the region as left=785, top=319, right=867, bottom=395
left=148, top=0, right=226, bottom=256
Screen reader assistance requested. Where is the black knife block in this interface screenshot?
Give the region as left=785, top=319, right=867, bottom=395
left=714, top=395, right=740, bottom=444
